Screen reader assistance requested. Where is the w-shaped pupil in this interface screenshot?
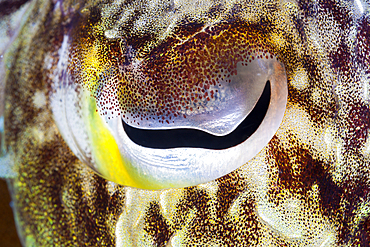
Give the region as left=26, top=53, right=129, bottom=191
left=123, top=81, right=271, bottom=149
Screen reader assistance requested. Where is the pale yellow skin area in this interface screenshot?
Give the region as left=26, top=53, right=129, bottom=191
left=1, top=0, right=370, bottom=246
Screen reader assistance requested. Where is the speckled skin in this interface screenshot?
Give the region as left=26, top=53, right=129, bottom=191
left=1, top=0, right=370, bottom=246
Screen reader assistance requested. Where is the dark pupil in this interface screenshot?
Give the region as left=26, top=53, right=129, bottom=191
left=123, top=81, right=271, bottom=149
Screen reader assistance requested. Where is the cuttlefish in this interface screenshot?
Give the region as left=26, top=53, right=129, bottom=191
left=0, top=0, right=369, bottom=245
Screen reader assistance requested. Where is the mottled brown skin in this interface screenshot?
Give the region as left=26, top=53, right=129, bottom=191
left=1, top=0, right=370, bottom=246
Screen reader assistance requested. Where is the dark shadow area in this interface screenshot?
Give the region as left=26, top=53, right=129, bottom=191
left=0, top=179, right=22, bottom=247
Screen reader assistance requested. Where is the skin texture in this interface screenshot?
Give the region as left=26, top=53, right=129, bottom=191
left=0, top=0, right=370, bottom=246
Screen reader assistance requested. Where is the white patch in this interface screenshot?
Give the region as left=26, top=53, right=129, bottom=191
left=227, top=190, right=252, bottom=219
left=277, top=104, right=327, bottom=159
left=26, top=111, right=58, bottom=145
left=106, top=180, right=119, bottom=196
left=159, top=188, right=184, bottom=221
left=362, top=74, right=370, bottom=103
left=307, top=12, right=341, bottom=54
left=104, top=29, right=120, bottom=39
left=362, top=132, right=370, bottom=157
left=32, top=90, right=47, bottom=108
left=324, top=126, right=336, bottom=154
left=116, top=187, right=161, bottom=246
left=31, top=127, right=46, bottom=142
left=115, top=208, right=134, bottom=247
left=256, top=196, right=304, bottom=239
left=256, top=191, right=336, bottom=245
left=332, top=139, right=346, bottom=183
left=318, top=232, right=336, bottom=247
left=240, top=149, right=271, bottom=194
left=43, top=53, right=53, bottom=70
left=291, top=68, right=309, bottom=91
left=355, top=0, right=364, bottom=14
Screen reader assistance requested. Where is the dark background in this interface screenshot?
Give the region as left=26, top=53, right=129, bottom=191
left=0, top=179, right=22, bottom=246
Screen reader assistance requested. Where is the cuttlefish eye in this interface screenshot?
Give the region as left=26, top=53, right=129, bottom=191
left=52, top=18, right=287, bottom=189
